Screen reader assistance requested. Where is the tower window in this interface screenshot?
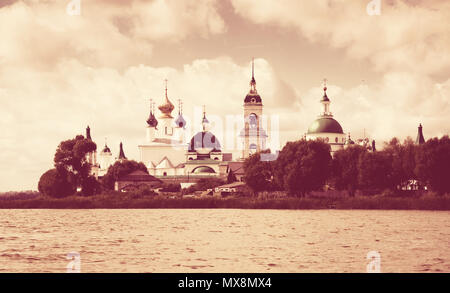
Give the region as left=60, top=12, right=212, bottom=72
left=249, top=114, right=258, bottom=128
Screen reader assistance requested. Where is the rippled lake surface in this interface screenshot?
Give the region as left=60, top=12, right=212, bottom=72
left=0, top=209, right=449, bottom=273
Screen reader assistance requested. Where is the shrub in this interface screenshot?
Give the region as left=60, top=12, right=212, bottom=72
left=38, top=169, right=76, bottom=198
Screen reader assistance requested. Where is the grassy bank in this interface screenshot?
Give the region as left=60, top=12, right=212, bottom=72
left=1, top=193, right=450, bottom=210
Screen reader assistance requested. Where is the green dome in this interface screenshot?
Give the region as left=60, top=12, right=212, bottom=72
left=192, top=166, right=216, bottom=174
left=307, top=117, right=343, bottom=134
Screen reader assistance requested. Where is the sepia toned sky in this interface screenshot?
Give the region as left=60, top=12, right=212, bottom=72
left=0, top=0, right=449, bottom=191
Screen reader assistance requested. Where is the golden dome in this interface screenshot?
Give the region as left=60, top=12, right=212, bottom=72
left=158, top=81, right=175, bottom=118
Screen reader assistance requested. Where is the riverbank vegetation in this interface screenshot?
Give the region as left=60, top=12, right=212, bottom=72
left=243, top=136, right=450, bottom=197
left=1, top=192, right=449, bottom=210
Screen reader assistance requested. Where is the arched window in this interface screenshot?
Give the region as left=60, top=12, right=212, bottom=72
left=192, top=166, right=216, bottom=174
left=163, top=172, right=167, bottom=176
left=335, top=137, right=338, bottom=143
left=249, top=114, right=258, bottom=128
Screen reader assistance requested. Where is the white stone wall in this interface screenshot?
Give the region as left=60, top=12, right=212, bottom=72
left=306, top=132, right=346, bottom=154
left=139, top=144, right=186, bottom=169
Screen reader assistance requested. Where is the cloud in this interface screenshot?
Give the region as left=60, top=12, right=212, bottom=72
left=230, top=0, right=450, bottom=76
left=0, top=0, right=226, bottom=69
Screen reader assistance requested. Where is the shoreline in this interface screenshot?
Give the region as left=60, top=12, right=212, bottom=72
left=1, top=194, right=450, bottom=210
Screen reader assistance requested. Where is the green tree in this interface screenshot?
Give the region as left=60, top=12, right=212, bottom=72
left=332, top=145, right=367, bottom=196
left=243, top=151, right=275, bottom=195
left=101, top=159, right=149, bottom=190
left=415, top=135, right=450, bottom=194
left=384, top=137, right=417, bottom=190
left=38, top=169, right=76, bottom=198
left=80, top=175, right=102, bottom=196
left=358, top=150, right=395, bottom=193
left=54, top=134, right=97, bottom=194
left=274, top=140, right=332, bottom=197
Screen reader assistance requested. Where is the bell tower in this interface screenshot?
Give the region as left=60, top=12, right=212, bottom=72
left=240, top=59, right=267, bottom=159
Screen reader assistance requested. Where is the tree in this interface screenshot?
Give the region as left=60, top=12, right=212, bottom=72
left=383, top=137, right=417, bottom=190
left=332, top=145, right=367, bottom=196
left=160, top=183, right=181, bottom=192
left=38, top=169, right=76, bottom=198
left=81, top=175, right=102, bottom=196
left=227, top=169, right=237, bottom=184
left=243, top=150, right=275, bottom=195
left=274, top=140, right=332, bottom=197
left=101, top=159, right=149, bottom=190
left=358, top=150, right=395, bottom=193
left=415, top=135, right=450, bottom=194
left=54, top=135, right=97, bottom=194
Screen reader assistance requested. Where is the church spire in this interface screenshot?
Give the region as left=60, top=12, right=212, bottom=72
left=118, top=142, right=127, bottom=160
left=416, top=123, right=425, bottom=145
left=202, top=105, right=209, bottom=132
left=244, top=58, right=262, bottom=104
left=250, top=58, right=257, bottom=94
left=321, top=78, right=331, bottom=116
left=86, top=126, right=91, bottom=140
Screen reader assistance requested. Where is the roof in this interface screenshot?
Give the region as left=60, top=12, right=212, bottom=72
left=175, top=113, right=186, bottom=128
left=222, top=153, right=233, bottom=161
left=227, top=161, right=244, bottom=175
left=101, top=145, right=111, bottom=153
left=188, top=131, right=221, bottom=152
left=147, top=112, right=158, bottom=127
left=118, top=170, right=162, bottom=182
left=244, top=93, right=262, bottom=103
left=216, top=182, right=246, bottom=189
left=307, top=117, right=344, bottom=134
left=321, top=92, right=330, bottom=102
left=155, top=156, right=174, bottom=169
left=416, top=124, right=425, bottom=145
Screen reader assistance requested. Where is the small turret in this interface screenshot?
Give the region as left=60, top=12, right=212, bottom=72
left=321, top=79, right=331, bottom=116
left=118, top=142, right=127, bottom=160
left=201, top=105, right=209, bottom=132
left=345, top=133, right=355, bottom=146
left=146, top=99, right=158, bottom=128
left=158, top=79, right=175, bottom=119
left=174, top=99, right=186, bottom=128
left=86, top=126, right=91, bottom=140
left=416, top=123, right=425, bottom=145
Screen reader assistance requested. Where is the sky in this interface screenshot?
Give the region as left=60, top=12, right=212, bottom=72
left=0, top=0, right=449, bottom=191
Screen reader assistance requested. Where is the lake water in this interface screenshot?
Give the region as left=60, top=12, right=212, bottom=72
left=0, top=209, right=449, bottom=273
